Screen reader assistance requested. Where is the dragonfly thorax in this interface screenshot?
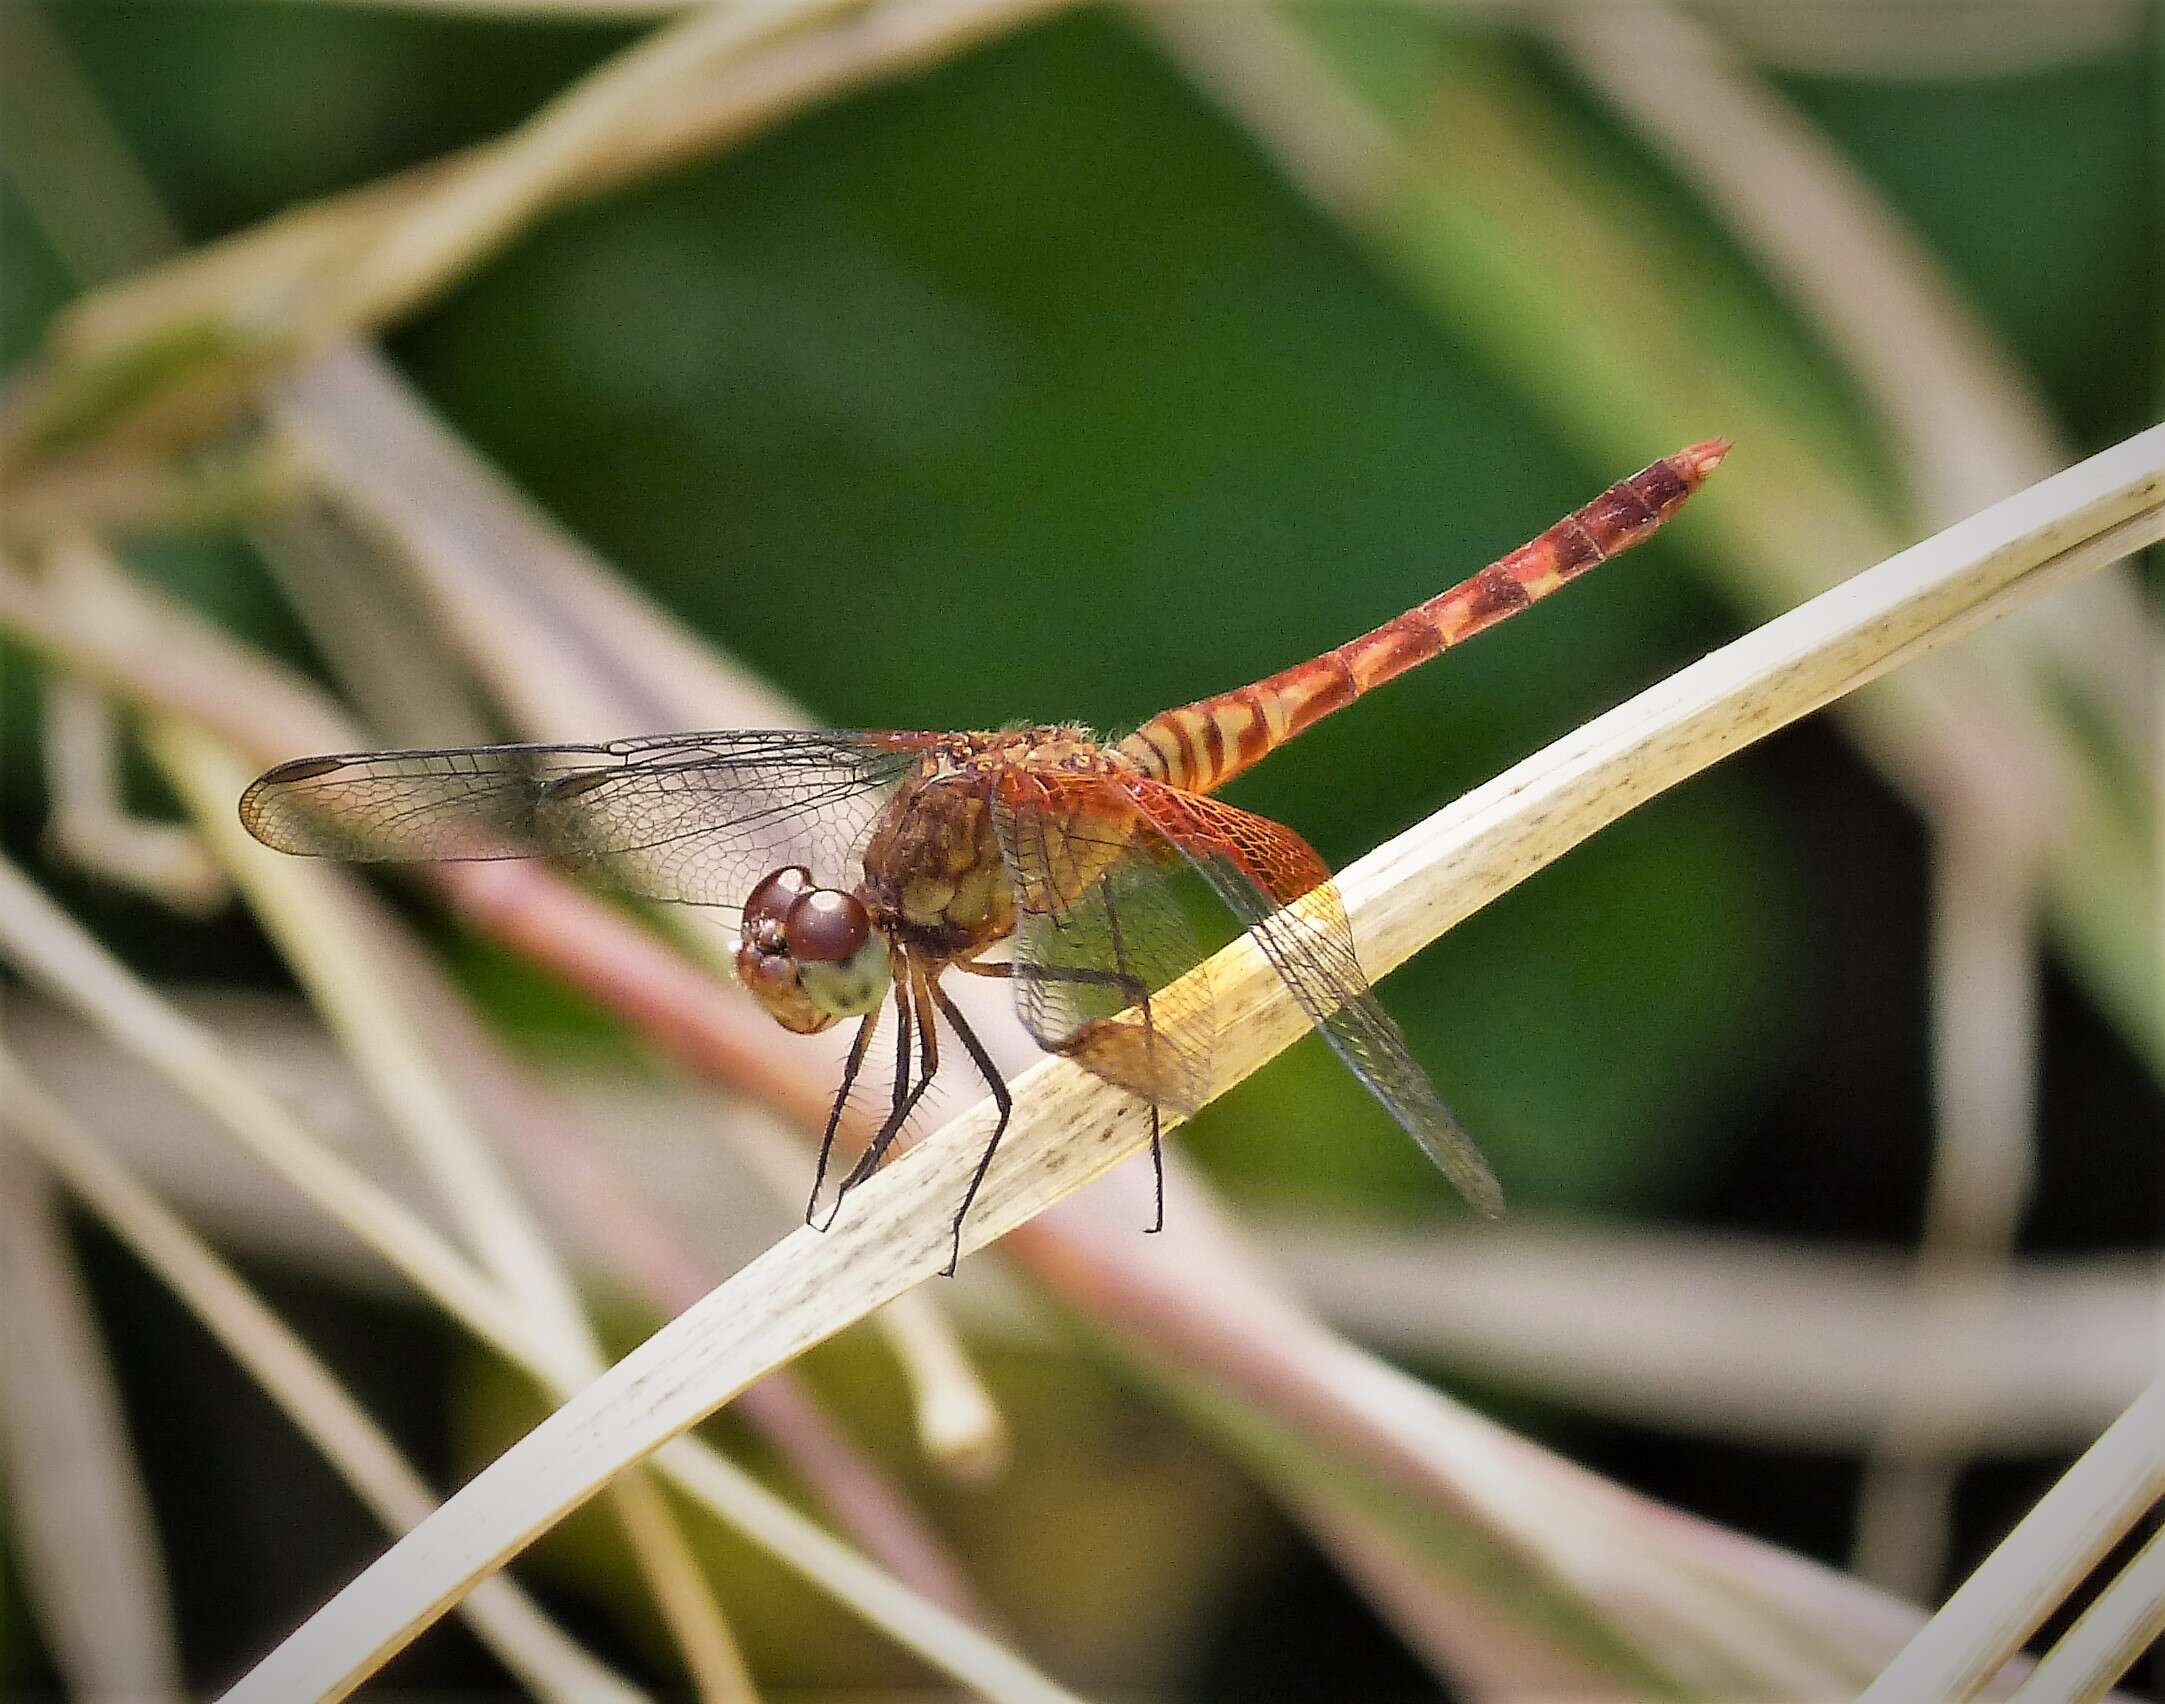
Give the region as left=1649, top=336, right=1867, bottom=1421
left=857, top=757, right=1017, bottom=958
left=857, top=727, right=1134, bottom=962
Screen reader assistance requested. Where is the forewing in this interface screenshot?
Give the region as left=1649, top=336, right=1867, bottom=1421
left=239, top=730, right=919, bottom=907
left=991, top=777, right=1213, bottom=1114
left=1124, top=779, right=1504, bottom=1216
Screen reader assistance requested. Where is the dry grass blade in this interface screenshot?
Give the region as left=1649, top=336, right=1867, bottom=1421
left=4, top=0, right=1075, bottom=465
left=1271, top=1485, right=1631, bottom=1697
left=255, top=361, right=1015, bottom=1552
left=1861, top=1379, right=2165, bottom=1702
left=0, top=1143, right=183, bottom=1701
left=1855, top=827, right=2042, bottom=1596
left=2009, top=1522, right=2165, bottom=1703
left=0, top=1049, right=651, bottom=1704
left=4, top=529, right=1006, bottom=1637
left=0, top=852, right=1077, bottom=1701
left=1551, top=0, right=2065, bottom=523
left=1544, top=36, right=2146, bottom=1419
left=718, top=1101, right=1010, bottom=1478
left=0, top=830, right=1059, bottom=1690
left=49, top=0, right=859, bottom=351
left=41, top=673, right=224, bottom=909
left=219, top=429, right=2165, bottom=1700
left=152, top=728, right=754, bottom=1698
left=1257, top=1217, right=2160, bottom=1453
left=0, top=859, right=549, bottom=1360
left=876, top=1284, right=1011, bottom=1479
left=1547, top=1, right=2150, bottom=738
left=1335, top=425, right=2163, bottom=992
left=23, top=991, right=2151, bottom=1454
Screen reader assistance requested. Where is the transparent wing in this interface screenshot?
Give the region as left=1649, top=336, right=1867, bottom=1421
left=238, top=729, right=923, bottom=907
left=991, top=777, right=1213, bottom=1115
left=1124, top=778, right=1503, bottom=1216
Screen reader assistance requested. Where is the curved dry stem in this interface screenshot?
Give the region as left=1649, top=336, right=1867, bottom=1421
left=3, top=0, right=1074, bottom=466
left=0, top=853, right=1079, bottom=1703
left=217, top=429, right=2165, bottom=1701
left=41, top=674, right=224, bottom=910
left=1546, top=0, right=2148, bottom=766
left=29, top=985, right=2156, bottom=1448
left=0, top=1050, right=650, bottom=1704
left=1550, top=2, right=2063, bottom=524
left=1853, top=826, right=2042, bottom=1596
left=1254, top=1216, right=2159, bottom=1453
left=877, top=1286, right=1012, bottom=1479
left=1862, top=1379, right=2165, bottom=1703
left=0, top=1144, right=182, bottom=1700
left=2007, top=1521, right=2165, bottom=1703
left=153, top=728, right=752, bottom=1698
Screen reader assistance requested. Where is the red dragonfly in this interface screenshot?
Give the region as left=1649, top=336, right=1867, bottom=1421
left=242, top=442, right=1724, bottom=1271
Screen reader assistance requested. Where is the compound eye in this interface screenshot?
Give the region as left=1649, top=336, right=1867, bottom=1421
left=796, top=927, right=891, bottom=1020
left=743, top=866, right=815, bottom=930
left=783, top=888, right=873, bottom=963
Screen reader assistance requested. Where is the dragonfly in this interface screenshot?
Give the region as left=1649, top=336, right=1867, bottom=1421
left=241, top=441, right=1725, bottom=1272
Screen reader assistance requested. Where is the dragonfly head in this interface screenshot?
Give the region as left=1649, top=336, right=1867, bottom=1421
left=737, top=866, right=891, bottom=1033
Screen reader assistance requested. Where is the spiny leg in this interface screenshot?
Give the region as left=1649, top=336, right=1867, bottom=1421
left=808, top=1001, right=881, bottom=1227
left=928, top=976, right=1013, bottom=1277
left=956, top=953, right=1162, bottom=1232
left=821, top=965, right=921, bottom=1230
left=1096, top=876, right=1166, bottom=1234
left=825, top=958, right=941, bottom=1224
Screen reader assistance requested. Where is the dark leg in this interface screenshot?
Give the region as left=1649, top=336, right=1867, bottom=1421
left=821, top=972, right=918, bottom=1230
left=1146, top=1104, right=1165, bottom=1234
left=1098, top=879, right=1166, bottom=1235
left=954, top=952, right=1164, bottom=1230
left=808, top=1003, right=881, bottom=1227
left=928, top=976, right=1012, bottom=1277
left=822, top=964, right=940, bottom=1228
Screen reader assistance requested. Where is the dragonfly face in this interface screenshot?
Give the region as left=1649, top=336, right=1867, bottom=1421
left=736, top=865, right=890, bottom=1033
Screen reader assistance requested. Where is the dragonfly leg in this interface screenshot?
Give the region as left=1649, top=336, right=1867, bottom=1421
left=808, top=1001, right=882, bottom=1227
left=955, top=952, right=1162, bottom=1231
left=822, top=960, right=939, bottom=1230
left=1147, top=1104, right=1165, bottom=1235
left=1097, top=877, right=1167, bottom=1236
left=928, top=976, right=1012, bottom=1277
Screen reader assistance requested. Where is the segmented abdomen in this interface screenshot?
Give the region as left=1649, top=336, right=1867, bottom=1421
left=1117, top=440, right=1727, bottom=794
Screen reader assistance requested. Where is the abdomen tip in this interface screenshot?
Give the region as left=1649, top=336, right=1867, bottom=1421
left=1678, top=438, right=1732, bottom=484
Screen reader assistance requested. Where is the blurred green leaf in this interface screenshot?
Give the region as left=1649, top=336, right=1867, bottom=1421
left=1779, top=53, right=2154, bottom=446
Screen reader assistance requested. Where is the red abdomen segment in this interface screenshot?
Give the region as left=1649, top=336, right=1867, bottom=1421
left=1117, top=441, right=1728, bottom=794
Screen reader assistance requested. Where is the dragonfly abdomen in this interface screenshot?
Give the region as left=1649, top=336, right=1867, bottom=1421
left=1117, top=440, right=1727, bottom=794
